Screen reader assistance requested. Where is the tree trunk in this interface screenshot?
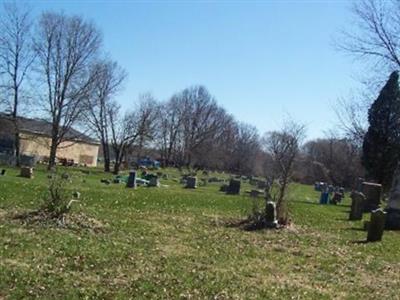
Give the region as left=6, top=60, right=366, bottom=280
left=48, top=139, right=58, bottom=171
left=102, top=141, right=110, bottom=172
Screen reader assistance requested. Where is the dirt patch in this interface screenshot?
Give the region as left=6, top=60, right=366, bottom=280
left=10, top=210, right=107, bottom=233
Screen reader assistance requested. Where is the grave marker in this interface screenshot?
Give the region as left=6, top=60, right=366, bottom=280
left=362, top=182, right=382, bottom=212
left=349, top=192, right=365, bottom=220
left=126, top=171, right=137, bottom=188
left=20, top=167, right=33, bottom=179
left=367, top=209, right=386, bottom=242
left=226, top=179, right=241, bottom=195
left=186, top=176, right=197, bottom=189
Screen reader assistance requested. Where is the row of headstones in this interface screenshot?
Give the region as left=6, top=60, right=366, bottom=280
left=349, top=182, right=387, bottom=242
left=126, top=171, right=160, bottom=189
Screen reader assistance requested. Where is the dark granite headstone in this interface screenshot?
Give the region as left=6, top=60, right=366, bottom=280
left=226, top=179, right=241, bottom=195
left=349, top=191, right=365, bottom=220
left=186, top=176, right=197, bottom=189
left=362, top=182, right=382, bottom=212
left=126, top=171, right=137, bottom=188
left=367, top=209, right=386, bottom=242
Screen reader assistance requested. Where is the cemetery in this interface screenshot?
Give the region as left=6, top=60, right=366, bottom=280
left=2, top=0, right=400, bottom=298
left=1, top=164, right=400, bottom=298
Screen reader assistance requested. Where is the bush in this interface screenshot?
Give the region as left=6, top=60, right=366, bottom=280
left=42, top=172, right=73, bottom=218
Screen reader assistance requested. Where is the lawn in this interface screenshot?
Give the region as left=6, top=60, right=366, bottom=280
left=0, top=165, right=399, bottom=299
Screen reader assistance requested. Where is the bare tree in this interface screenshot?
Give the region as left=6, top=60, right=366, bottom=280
left=34, top=12, right=102, bottom=170
left=262, top=120, right=306, bottom=225
left=338, top=0, right=400, bottom=72
left=109, top=98, right=158, bottom=174
left=0, top=2, right=35, bottom=165
left=85, top=59, right=126, bottom=172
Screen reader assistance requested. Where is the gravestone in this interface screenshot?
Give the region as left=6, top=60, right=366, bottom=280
left=349, top=191, right=365, bottom=220
left=20, top=167, right=33, bottom=179
left=0, top=169, right=5, bottom=176
left=385, top=165, right=400, bottom=229
left=362, top=182, right=382, bottom=212
left=186, top=176, right=197, bottom=189
left=226, top=179, right=241, bottom=195
left=126, top=171, right=137, bottom=188
left=257, top=181, right=267, bottom=189
left=148, top=176, right=160, bottom=187
left=265, top=201, right=278, bottom=228
left=250, top=190, right=262, bottom=198
left=367, top=209, right=386, bottom=242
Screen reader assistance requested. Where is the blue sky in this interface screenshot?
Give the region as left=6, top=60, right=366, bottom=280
left=21, top=0, right=363, bottom=139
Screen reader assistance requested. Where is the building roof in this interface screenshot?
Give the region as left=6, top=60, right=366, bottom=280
left=0, top=113, right=99, bottom=145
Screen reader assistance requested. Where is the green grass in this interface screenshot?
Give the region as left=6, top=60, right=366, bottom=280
left=1, top=165, right=400, bottom=299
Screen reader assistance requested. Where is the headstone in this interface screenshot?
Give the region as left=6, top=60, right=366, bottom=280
left=385, top=165, right=400, bottom=229
left=349, top=191, right=365, bottom=220
left=367, top=209, right=386, bottom=242
left=250, top=190, right=262, bottom=198
left=148, top=176, right=160, bottom=187
left=257, top=181, right=267, bottom=189
left=265, top=201, right=278, bottom=228
left=362, top=182, right=382, bottom=212
left=20, top=167, right=33, bottom=179
left=226, top=179, right=241, bottom=195
left=126, top=171, right=137, bottom=188
left=186, top=176, right=197, bottom=189
left=0, top=169, right=5, bottom=176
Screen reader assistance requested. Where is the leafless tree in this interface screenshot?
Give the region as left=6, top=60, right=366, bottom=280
left=84, top=59, right=126, bottom=172
left=0, top=2, right=35, bottom=165
left=338, top=0, right=400, bottom=72
left=109, top=97, right=159, bottom=174
left=33, top=12, right=102, bottom=170
left=262, top=120, right=306, bottom=225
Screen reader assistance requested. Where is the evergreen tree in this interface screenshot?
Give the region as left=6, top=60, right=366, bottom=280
left=362, top=71, right=400, bottom=189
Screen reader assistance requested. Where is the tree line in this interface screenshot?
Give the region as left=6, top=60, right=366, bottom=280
left=0, top=3, right=369, bottom=190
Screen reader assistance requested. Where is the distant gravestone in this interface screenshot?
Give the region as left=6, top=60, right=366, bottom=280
left=250, top=190, right=262, bottom=198
left=257, top=181, right=267, bottom=189
left=362, top=182, right=382, bottom=212
left=349, top=191, right=365, bottom=220
left=186, top=176, right=197, bottom=189
left=356, top=177, right=365, bottom=192
left=148, top=176, right=160, bottom=187
left=227, top=179, right=241, bottom=195
left=367, top=209, right=386, bottom=242
left=20, top=167, right=33, bottom=179
left=126, top=171, right=137, bottom=188
left=0, top=169, right=5, bottom=176
left=265, top=201, right=278, bottom=228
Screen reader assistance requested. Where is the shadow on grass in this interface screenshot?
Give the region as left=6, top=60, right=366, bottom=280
left=351, top=240, right=369, bottom=244
left=345, top=227, right=365, bottom=232
left=223, top=218, right=279, bottom=231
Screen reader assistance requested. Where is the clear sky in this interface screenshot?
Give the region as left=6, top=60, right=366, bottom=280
left=15, top=0, right=364, bottom=139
